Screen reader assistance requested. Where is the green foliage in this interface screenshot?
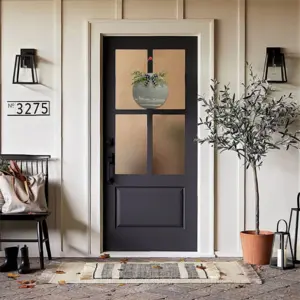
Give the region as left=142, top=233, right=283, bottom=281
left=0, top=160, right=10, bottom=173
left=132, top=71, right=167, bottom=86
left=196, top=65, right=300, bottom=169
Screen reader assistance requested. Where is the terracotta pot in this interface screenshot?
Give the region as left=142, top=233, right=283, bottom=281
left=240, top=230, right=274, bottom=265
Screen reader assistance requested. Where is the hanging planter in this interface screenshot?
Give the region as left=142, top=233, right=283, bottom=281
left=132, top=63, right=168, bottom=109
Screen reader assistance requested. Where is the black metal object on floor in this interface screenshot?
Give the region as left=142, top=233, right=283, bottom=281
left=288, top=192, right=300, bottom=264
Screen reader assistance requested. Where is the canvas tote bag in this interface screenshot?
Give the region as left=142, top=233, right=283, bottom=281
left=0, top=161, right=48, bottom=213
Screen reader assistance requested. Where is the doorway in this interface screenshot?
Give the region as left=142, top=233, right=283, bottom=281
left=103, top=36, right=198, bottom=251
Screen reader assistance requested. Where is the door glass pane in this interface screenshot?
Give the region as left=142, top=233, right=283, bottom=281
left=115, top=114, right=147, bottom=174
left=116, top=50, right=147, bottom=109
left=153, top=50, right=185, bottom=109
left=153, top=115, right=185, bottom=174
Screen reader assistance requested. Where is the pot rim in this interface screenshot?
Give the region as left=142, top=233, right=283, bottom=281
left=240, top=230, right=274, bottom=236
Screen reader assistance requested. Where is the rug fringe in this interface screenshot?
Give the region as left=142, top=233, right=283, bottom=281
left=237, top=260, right=262, bottom=284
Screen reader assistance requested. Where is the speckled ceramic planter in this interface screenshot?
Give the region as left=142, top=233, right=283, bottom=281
left=133, top=76, right=168, bottom=109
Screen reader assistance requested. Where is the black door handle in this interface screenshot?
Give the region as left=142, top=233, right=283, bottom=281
left=107, top=153, right=115, bottom=184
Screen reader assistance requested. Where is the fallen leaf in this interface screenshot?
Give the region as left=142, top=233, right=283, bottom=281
left=55, top=270, right=66, bottom=274
left=196, top=265, right=207, bottom=270
left=179, top=258, right=185, bottom=262
left=120, top=258, right=128, bottom=264
left=17, top=280, right=36, bottom=285
left=152, top=265, right=163, bottom=269
left=254, top=265, right=262, bottom=272
left=18, top=284, right=35, bottom=289
left=58, top=280, right=66, bottom=285
left=118, top=283, right=126, bottom=286
left=76, top=272, right=81, bottom=275
left=100, top=253, right=110, bottom=259
left=7, top=273, right=19, bottom=279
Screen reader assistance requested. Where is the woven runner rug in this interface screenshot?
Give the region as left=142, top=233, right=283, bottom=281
left=40, top=261, right=262, bottom=284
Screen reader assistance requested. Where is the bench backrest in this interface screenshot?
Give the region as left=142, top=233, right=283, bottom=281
left=0, top=155, right=50, bottom=205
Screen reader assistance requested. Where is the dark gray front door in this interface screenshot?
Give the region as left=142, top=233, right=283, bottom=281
left=103, top=36, right=197, bottom=251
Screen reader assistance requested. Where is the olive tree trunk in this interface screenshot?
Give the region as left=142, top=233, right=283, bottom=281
left=252, top=164, right=260, bottom=235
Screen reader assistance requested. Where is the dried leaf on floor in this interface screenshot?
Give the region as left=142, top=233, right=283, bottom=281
left=19, top=284, right=35, bottom=289
left=196, top=265, right=207, bottom=270
left=76, top=272, right=81, bottom=275
left=118, top=283, right=126, bottom=286
left=55, top=270, right=66, bottom=274
left=100, top=253, right=110, bottom=259
left=152, top=265, right=163, bottom=269
left=7, top=273, right=19, bottom=279
left=58, top=280, right=66, bottom=285
left=17, top=280, right=36, bottom=285
left=254, top=265, right=262, bottom=272
left=179, top=258, right=185, bottom=262
left=120, top=258, right=128, bottom=264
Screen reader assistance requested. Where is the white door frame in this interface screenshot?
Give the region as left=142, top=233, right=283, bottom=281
left=87, top=19, right=215, bottom=257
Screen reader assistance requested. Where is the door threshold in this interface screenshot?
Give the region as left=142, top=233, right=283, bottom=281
left=101, top=252, right=216, bottom=258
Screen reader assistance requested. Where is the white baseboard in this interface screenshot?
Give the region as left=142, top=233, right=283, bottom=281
left=102, top=252, right=216, bottom=258
left=215, top=251, right=242, bottom=258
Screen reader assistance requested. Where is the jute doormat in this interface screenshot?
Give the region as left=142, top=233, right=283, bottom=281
left=40, top=261, right=262, bottom=284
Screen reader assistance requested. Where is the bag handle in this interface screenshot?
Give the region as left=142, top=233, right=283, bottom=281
left=7, top=160, right=35, bottom=204
left=10, top=176, right=36, bottom=204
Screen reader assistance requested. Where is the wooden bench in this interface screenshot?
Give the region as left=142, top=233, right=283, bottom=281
left=0, top=155, right=52, bottom=269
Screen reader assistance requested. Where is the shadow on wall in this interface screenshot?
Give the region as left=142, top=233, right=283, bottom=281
left=0, top=182, right=92, bottom=257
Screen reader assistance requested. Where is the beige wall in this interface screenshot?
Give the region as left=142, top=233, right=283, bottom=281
left=246, top=0, right=300, bottom=252
left=0, top=0, right=299, bottom=257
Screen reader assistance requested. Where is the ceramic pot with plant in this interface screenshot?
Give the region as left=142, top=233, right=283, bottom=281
left=196, top=65, right=300, bottom=265
left=132, top=57, right=168, bottom=109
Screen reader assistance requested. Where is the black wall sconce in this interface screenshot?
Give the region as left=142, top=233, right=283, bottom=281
left=13, top=49, right=38, bottom=84
left=263, top=47, right=287, bottom=83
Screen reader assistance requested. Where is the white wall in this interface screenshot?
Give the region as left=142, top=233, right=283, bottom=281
left=246, top=0, right=300, bottom=257
left=0, top=0, right=299, bottom=257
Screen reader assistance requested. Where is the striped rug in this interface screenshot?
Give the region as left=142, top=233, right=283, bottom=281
left=40, top=261, right=262, bottom=284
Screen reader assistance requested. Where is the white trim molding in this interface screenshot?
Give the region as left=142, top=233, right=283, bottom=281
left=176, top=0, right=185, bottom=19
left=53, top=0, right=63, bottom=255
left=115, top=0, right=123, bottom=20
left=236, top=0, right=246, bottom=256
left=88, top=20, right=215, bottom=257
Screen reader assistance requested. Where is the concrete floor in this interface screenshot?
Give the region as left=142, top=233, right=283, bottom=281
left=0, top=258, right=299, bottom=300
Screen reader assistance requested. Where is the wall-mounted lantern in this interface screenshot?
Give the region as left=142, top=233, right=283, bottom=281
left=263, top=47, right=287, bottom=83
left=13, top=49, right=38, bottom=84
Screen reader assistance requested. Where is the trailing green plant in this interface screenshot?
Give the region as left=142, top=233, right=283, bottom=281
left=195, top=65, right=300, bottom=235
left=0, top=160, right=10, bottom=174
left=132, top=71, right=167, bottom=87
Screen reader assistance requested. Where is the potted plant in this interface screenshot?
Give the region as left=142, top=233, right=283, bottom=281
left=132, top=57, right=168, bottom=109
left=196, top=65, right=300, bottom=265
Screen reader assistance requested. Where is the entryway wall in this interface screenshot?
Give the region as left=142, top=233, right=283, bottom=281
left=0, top=0, right=299, bottom=258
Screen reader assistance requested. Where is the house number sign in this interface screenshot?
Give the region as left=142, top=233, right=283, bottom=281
left=7, top=101, right=50, bottom=116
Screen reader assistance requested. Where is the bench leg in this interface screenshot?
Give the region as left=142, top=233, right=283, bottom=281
left=42, top=220, right=52, bottom=260
left=36, top=221, right=44, bottom=270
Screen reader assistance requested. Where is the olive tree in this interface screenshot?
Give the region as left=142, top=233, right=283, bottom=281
left=196, top=66, right=300, bottom=234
